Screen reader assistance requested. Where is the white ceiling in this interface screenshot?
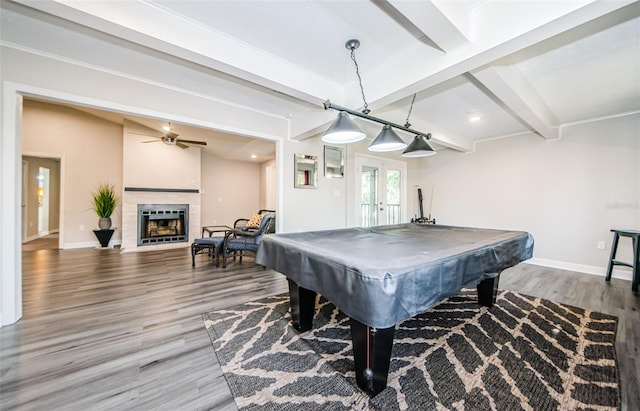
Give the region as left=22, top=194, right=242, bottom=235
left=8, top=0, right=640, bottom=155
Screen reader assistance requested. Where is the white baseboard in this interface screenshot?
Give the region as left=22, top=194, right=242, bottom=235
left=120, top=243, right=189, bottom=253
left=63, top=240, right=122, bottom=250
left=22, top=234, right=41, bottom=243
left=525, top=258, right=633, bottom=282
left=23, top=230, right=60, bottom=243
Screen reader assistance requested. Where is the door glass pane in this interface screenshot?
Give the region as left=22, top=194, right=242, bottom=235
left=361, top=165, right=378, bottom=227
left=386, top=169, right=401, bottom=224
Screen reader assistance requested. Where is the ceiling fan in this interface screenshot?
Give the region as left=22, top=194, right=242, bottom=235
left=142, top=123, right=207, bottom=149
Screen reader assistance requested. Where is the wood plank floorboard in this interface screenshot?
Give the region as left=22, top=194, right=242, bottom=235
left=1, top=246, right=638, bottom=410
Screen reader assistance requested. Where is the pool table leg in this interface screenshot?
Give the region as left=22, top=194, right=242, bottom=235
left=288, top=279, right=317, bottom=332
left=477, top=273, right=501, bottom=307
left=350, top=318, right=396, bottom=396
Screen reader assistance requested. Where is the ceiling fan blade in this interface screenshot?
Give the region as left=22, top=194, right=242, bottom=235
left=176, top=142, right=189, bottom=149
left=164, top=130, right=179, bottom=139
left=141, top=139, right=161, bottom=143
left=129, top=130, right=162, bottom=137
left=177, top=139, right=207, bottom=146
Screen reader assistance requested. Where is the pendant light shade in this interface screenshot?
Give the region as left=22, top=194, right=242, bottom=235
left=322, top=111, right=366, bottom=144
left=368, top=125, right=407, bottom=152
left=401, top=134, right=436, bottom=157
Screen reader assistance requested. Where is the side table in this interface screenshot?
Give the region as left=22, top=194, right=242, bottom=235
left=93, top=229, right=115, bottom=248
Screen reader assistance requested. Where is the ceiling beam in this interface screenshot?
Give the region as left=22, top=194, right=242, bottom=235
left=355, top=0, right=635, bottom=112
left=374, top=0, right=471, bottom=53
left=468, top=66, right=559, bottom=140
left=15, top=0, right=343, bottom=107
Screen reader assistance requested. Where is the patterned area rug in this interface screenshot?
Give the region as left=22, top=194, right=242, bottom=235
left=202, top=290, right=619, bottom=410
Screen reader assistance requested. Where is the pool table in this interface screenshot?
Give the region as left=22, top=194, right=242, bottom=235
left=256, top=223, right=534, bottom=395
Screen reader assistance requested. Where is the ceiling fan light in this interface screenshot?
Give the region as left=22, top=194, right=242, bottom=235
left=368, top=125, right=407, bottom=152
left=401, top=134, right=437, bottom=158
left=322, top=111, right=366, bottom=144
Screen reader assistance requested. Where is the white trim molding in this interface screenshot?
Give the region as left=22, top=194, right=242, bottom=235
left=525, top=257, right=633, bottom=282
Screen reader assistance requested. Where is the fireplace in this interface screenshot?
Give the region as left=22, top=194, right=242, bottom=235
left=137, top=204, right=189, bottom=246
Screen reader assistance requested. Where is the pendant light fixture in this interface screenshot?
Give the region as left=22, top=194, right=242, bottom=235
left=401, top=134, right=436, bottom=157
left=368, top=125, right=406, bottom=151
left=322, top=39, right=436, bottom=157
left=321, top=111, right=366, bottom=143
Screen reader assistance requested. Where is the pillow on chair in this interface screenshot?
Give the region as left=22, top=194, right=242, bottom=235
left=246, top=212, right=266, bottom=228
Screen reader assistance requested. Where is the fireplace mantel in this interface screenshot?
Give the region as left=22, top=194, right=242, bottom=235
left=124, top=187, right=199, bottom=193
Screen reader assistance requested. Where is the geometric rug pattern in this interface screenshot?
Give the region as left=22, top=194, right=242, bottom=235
left=203, top=290, right=620, bottom=410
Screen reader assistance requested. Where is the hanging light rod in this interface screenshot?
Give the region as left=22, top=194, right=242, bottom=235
left=321, top=39, right=435, bottom=156
left=323, top=100, right=432, bottom=141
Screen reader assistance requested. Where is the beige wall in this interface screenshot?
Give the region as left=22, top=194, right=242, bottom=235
left=200, top=152, right=262, bottom=227
left=409, top=113, right=640, bottom=276
left=22, top=100, right=124, bottom=247
left=259, top=158, right=277, bottom=211
left=22, top=156, right=61, bottom=240
left=22, top=101, right=275, bottom=246
left=123, top=120, right=201, bottom=190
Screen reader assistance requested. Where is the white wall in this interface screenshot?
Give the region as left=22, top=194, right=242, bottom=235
left=409, top=114, right=640, bottom=277
left=282, top=137, right=348, bottom=232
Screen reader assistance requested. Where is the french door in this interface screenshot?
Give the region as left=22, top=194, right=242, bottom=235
left=354, top=154, right=407, bottom=227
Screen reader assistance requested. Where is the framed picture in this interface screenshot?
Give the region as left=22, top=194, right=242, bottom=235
left=324, top=145, right=344, bottom=178
left=294, top=153, right=318, bottom=188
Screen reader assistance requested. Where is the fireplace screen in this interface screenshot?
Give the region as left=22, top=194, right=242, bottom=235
left=138, top=204, right=189, bottom=245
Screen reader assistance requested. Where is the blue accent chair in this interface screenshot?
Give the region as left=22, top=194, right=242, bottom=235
left=222, top=213, right=276, bottom=268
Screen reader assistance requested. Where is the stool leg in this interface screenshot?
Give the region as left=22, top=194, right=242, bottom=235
left=605, top=233, right=619, bottom=282
left=632, top=236, right=639, bottom=293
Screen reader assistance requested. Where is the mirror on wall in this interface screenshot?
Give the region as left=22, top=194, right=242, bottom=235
left=294, top=153, right=318, bottom=188
left=324, top=145, right=344, bottom=178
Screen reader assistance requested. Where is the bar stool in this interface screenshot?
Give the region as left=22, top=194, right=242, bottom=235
left=605, top=229, right=640, bottom=293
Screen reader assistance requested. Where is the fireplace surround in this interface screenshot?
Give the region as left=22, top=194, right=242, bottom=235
left=121, top=187, right=200, bottom=252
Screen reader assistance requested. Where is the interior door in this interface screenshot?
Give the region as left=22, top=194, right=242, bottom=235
left=22, top=160, right=28, bottom=242
left=355, top=154, right=407, bottom=227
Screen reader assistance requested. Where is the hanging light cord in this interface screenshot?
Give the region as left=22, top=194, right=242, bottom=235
left=404, top=93, right=416, bottom=128
left=350, top=47, right=370, bottom=115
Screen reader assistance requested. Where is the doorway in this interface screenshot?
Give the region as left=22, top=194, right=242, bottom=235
left=354, top=154, right=407, bottom=227
left=21, top=155, right=62, bottom=250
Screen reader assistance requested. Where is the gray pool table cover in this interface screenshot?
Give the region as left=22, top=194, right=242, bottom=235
left=256, top=223, right=534, bottom=329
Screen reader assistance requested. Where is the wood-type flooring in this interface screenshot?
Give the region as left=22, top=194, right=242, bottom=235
left=1, top=246, right=638, bottom=410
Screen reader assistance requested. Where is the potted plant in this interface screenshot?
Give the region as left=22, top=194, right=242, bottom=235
left=92, top=183, right=119, bottom=230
